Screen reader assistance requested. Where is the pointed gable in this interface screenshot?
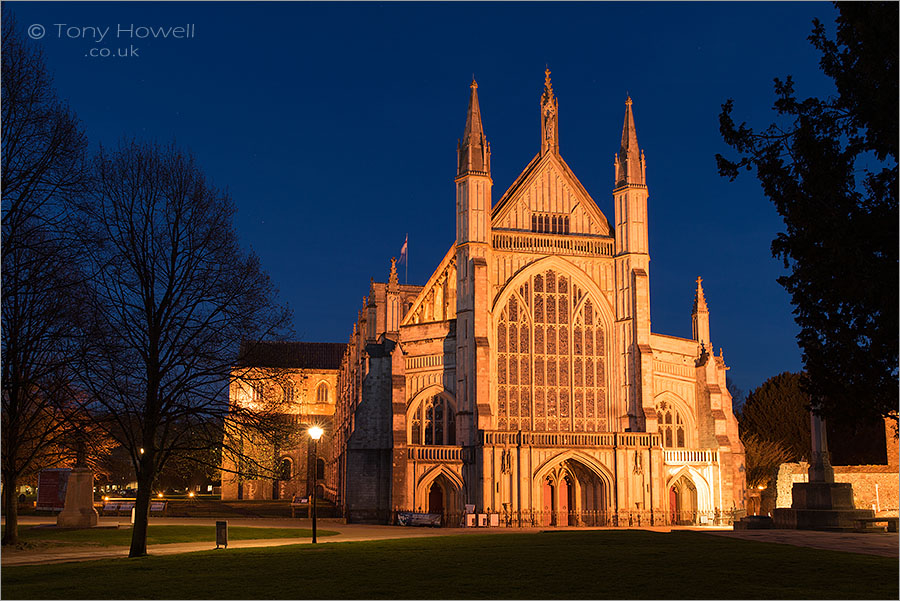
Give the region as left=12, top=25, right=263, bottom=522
left=491, top=151, right=611, bottom=236
left=401, top=245, right=457, bottom=326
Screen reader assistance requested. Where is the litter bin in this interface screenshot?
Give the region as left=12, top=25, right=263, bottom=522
left=216, top=520, right=228, bottom=549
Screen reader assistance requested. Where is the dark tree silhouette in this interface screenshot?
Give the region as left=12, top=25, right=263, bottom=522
left=74, top=140, right=292, bottom=557
left=740, top=433, right=792, bottom=491
left=1, top=11, right=92, bottom=546
left=739, top=372, right=811, bottom=463
left=717, top=2, right=898, bottom=426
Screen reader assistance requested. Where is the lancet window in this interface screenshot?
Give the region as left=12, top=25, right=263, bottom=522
left=409, top=394, right=456, bottom=445
left=531, top=213, right=570, bottom=234
left=316, top=382, right=329, bottom=404
left=497, top=269, right=608, bottom=432
left=656, top=400, right=687, bottom=448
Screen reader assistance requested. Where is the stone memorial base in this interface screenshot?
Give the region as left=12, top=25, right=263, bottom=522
left=57, top=467, right=99, bottom=529
left=773, top=482, right=873, bottom=532
left=734, top=515, right=775, bottom=530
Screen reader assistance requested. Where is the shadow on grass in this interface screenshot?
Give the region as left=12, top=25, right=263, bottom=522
left=2, top=530, right=896, bottom=599
left=1, top=525, right=337, bottom=548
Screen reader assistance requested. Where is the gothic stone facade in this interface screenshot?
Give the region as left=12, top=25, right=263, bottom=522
left=331, top=72, right=746, bottom=525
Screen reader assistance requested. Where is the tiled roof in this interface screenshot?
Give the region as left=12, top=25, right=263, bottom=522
left=238, top=341, right=345, bottom=370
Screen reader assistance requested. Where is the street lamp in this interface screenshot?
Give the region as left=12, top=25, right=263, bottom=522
left=308, top=425, right=324, bottom=544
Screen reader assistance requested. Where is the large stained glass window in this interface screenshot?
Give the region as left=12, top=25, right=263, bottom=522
left=496, top=269, right=608, bottom=432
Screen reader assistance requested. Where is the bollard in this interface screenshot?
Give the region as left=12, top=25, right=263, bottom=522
left=216, top=520, right=228, bottom=549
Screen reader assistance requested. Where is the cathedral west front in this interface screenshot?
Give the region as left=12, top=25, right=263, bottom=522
left=223, top=71, right=747, bottom=527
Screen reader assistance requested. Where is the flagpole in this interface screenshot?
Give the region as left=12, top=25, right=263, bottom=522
left=405, top=234, right=408, bottom=285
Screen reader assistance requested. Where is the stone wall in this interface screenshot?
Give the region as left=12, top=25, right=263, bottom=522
left=344, top=341, right=395, bottom=522
left=774, top=462, right=898, bottom=516
left=345, top=448, right=392, bottom=522
left=885, top=418, right=898, bottom=469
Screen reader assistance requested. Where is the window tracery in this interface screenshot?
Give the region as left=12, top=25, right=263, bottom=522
left=656, top=400, right=687, bottom=448
left=497, top=268, right=607, bottom=432
left=409, top=394, right=456, bottom=445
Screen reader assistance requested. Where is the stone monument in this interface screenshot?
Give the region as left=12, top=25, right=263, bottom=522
left=57, top=442, right=99, bottom=528
left=773, top=412, right=873, bottom=530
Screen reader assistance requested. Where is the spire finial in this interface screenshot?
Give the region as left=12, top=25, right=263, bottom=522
left=693, top=276, right=709, bottom=313
left=541, top=67, right=559, bottom=155
left=389, top=257, right=399, bottom=289
left=615, top=94, right=643, bottom=186
left=458, top=77, right=490, bottom=176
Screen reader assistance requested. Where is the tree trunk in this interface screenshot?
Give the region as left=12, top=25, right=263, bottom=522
left=129, top=472, right=153, bottom=557
left=2, top=471, right=19, bottom=546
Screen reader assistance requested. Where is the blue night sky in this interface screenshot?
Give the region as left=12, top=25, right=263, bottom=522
left=8, top=1, right=840, bottom=395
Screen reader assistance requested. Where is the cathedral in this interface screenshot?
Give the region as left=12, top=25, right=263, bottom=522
left=225, top=71, right=747, bottom=527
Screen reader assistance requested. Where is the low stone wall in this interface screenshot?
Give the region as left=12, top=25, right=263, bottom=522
left=774, top=462, right=898, bottom=516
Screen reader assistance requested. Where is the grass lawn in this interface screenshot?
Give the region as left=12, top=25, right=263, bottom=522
left=1, top=525, right=337, bottom=548
left=2, top=530, right=896, bottom=599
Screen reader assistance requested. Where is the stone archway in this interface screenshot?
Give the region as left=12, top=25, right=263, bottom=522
left=416, top=466, right=463, bottom=525
left=669, top=475, right=698, bottom=525
left=534, top=453, right=611, bottom=527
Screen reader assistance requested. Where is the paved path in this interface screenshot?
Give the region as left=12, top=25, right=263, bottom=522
left=3, top=516, right=896, bottom=567
left=1, top=517, right=519, bottom=567
left=708, top=528, right=899, bottom=558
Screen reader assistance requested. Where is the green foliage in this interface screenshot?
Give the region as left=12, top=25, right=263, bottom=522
left=3, top=531, right=896, bottom=599
left=740, top=372, right=811, bottom=462
left=717, top=2, right=898, bottom=426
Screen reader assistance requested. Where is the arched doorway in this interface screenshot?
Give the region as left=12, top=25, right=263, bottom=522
left=537, top=455, right=609, bottom=527
left=427, top=481, right=444, bottom=514
left=669, top=475, right=698, bottom=525
left=542, top=476, right=556, bottom=526
left=559, top=476, right=572, bottom=526
left=416, top=468, right=463, bottom=526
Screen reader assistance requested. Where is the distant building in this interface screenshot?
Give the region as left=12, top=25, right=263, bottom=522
left=225, top=72, right=747, bottom=526
left=220, top=342, right=344, bottom=501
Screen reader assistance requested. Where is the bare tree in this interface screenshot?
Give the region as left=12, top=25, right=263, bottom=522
left=1, top=10, right=91, bottom=546
left=74, top=139, right=292, bottom=557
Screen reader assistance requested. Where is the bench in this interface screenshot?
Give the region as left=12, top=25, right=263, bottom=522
left=855, top=517, right=898, bottom=532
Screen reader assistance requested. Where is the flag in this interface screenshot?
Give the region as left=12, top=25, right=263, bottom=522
left=399, top=234, right=408, bottom=265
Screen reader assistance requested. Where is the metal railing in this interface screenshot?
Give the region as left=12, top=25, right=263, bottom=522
left=390, top=507, right=742, bottom=528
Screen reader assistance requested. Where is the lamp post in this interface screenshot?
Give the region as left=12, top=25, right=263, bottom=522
left=308, top=425, right=324, bottom=544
